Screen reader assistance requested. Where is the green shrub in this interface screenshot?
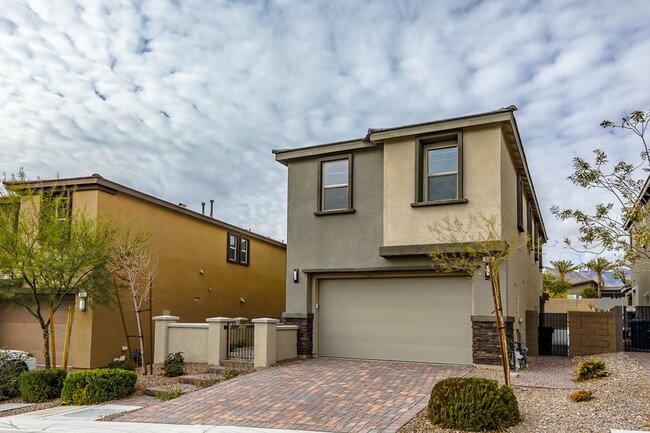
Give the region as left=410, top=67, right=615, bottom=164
left=163, top=352, right=184, bottom=377
left=575, top=359, right=608, bottom=382
left=61, top=368, right=137, bottom=405
left=0, top=352, right=28, bottom=400
left=570, top=390, right=593, bottom=402
left=19, top=368, right=67, bottom=403
left=107, top=359, right=134, bottom=371
left=154, top=385, right=183, bottom=401
left=426, top=377, right=520, bottom=432
left=195, top=375, right=220, bottom=388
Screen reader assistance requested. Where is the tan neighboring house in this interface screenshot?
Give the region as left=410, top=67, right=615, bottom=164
left=0, top=175, right=286, bottom=368
left=273, top=106, right=547, bottom=366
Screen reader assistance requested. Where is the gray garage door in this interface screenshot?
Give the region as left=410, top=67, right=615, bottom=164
left=318, top=277, right=472, bottom=365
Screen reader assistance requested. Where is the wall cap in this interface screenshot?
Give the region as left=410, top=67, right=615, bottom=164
left=277, top=325, right=299, bottom=330
left=252, top=318, right=280, bottom=324
left=282, top=313, right=314, bottom=319
left=169, top=323, right=208, bottom=329
left=153, top=315, right=180, bottom=322
left=206, top=317, right=233, bottom=323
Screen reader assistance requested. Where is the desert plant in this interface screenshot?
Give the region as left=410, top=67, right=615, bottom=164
left=154, top=384, right=183, bottom=401
left=107, top=359, right=134, bottom=371
left=575, top=359, right=608, bottom=381
left=426, top=377, right=520, bottom=432
left=223, top=359, right=254, bottom=380
left=61, top=368, right=137, bottom=405
left=0, top=351, right=29, bottom=400
left=195, top=375, right=221, bottom=388
left=19, top=368, right=67, bottom=403
left=163, top=352, right=184, bottom=377
left=570, top=390, right=594, bottom=402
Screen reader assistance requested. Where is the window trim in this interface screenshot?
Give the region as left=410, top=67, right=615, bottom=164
left=227, top=232, right=239, bottom=263
left=527, top=203, right=533, bottom=252
left=316, top=154, right=353, bottom=214
left=239, top=237, right=250, bottom=266
left=414, top=132, right=464, bottom=205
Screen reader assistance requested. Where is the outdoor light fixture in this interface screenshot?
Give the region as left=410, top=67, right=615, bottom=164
left=78, top=292, right=88, bottom=312
left=293, top=268, right=299, bottom=283
left=483, top=257, right=490, bottom=280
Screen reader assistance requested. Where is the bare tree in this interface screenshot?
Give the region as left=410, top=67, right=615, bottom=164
left=108, top=234, right=157, bottom=374
left=429, top=212, right=530, bottom=386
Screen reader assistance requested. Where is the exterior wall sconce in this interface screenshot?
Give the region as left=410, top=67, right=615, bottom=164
left=78, top=292, right=88, bottom=312
left=293, top=269, right=299, bottom=283
left=483, top=257, right=490, bottom=281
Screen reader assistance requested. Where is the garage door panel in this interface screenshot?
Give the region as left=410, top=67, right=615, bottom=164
left=318, top=277, right=472, bottom=364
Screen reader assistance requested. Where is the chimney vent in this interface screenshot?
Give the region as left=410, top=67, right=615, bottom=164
left=201, top=202, right=205, bottom=215
left=209, top=199, right=214, bottom=218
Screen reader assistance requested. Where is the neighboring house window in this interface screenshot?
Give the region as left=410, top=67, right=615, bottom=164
left=227, top=233, right=239, bottom=263
left=527, top=203, right=533, bottom=252
left=239, top=237, right=250, bottom=266
left=42, top=191, right=71, bottom=221
left=319, top=156, right=352, bottom=212
left=517, top=175, right=524, bottom=232
left=414, top=132, right=464, bottom=205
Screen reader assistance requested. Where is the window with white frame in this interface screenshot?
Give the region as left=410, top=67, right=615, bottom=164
left=424, top=143, right=459, bottom=201
left=227, top=233, right=238, bottom=263
left=320, top=158, right=351, bottom=212
left=239, top=237, right=249, bottom=266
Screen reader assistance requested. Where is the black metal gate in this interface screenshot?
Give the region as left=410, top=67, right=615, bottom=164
left=539, top=312, right=568, bottom=356
left=225, top=321, right=255, bottom=359
left=623, top=306, right=650, bottom=352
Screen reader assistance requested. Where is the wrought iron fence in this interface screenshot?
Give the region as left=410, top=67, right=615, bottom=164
left=538, top=312, right=568, bottom=356
left=225, top=322, right=255, bottom=359
left=623, top=306, right=650, bottom=352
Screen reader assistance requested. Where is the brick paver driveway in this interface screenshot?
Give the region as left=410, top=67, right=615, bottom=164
left=117, top=358, right=472, bottom=433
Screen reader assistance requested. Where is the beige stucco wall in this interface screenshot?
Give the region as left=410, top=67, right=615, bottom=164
left=383, top=125, right=502, bottom=246
left=167, top=324, right=209, bottom=363
left=276, top=325, right=298, bottom=362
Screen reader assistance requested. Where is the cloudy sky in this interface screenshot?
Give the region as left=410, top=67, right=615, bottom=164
left=1, top=0, right=649, bottom=264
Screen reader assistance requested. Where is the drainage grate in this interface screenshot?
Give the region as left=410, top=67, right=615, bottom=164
left=45, top=405, right=140, bottom=420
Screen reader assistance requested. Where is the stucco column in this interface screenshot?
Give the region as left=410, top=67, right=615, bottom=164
left=153, top=315, right=179, bottom=364
left=206, top=317, right=232, bottom=366
left=253, top=318, right=279, bottom=368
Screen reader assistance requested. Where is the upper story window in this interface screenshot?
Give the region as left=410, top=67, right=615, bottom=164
left=239, top=237, right=250, bottom=266
left=42, top=191, right=71, bottom=221
left=227, top=233, right=238, bottom=263
left=413, top=132, right=465, bottom=207
left=424, top=143, right=458, bottom=201
left=227, top=232, right=250, bottom=266
left=316, top=155, right=353, bottom=215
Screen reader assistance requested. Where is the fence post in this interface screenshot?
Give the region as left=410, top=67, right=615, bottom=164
left=253, top=318, right=279, bottom=368
left=206, top=317, right=232, bottom=366
left=152, top=315, right=179, bottom=364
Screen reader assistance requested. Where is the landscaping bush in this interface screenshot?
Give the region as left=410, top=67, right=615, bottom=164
left=19, top=368, right=67, bottom=403
left=0, top=351, right=29, bottom=400
left=570, top=389, right=593, bottom=402
left=426, top=377, right=520, bottom=432
left=163, top=352, right=184, bottom=377
left=107, top=359, right=134, bottom=371
left=575, top=359, right=608, bottom=381
left=61, top=368, right=137, bottom=405
left=154, top=384, right=183, bottom=401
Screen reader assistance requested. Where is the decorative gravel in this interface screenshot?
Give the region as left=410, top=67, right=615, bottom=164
left=398, top=352, right=650, bottom=433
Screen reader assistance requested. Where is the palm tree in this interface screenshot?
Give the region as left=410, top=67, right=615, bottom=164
left=550, top=260, right=580, bottom=282
left=584, top=257, right=613, bottom=298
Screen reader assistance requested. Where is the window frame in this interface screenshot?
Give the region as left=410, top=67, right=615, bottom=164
left=412, top=131, right=466, bottom=207
left=516, top=174, right=524, bottom=233
left=239, top=237, right=250, bottom=266
left=527, top=203, right=533, bottom=252
left=227, top=232, right=239, bottom=263
left=315, top=154, right=354, bottom=215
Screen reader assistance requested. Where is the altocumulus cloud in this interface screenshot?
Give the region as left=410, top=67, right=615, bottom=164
left=0, top=0, right=649, bottom=262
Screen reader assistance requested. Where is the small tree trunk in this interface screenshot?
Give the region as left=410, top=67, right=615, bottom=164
left=61, top=305, right=74, bottom=370
left=489, top=264, right=510, bottom=386
left=49, top=307, right=57, bottom=368
left=134, top=308, right=146, bottom=375
left=41, top=327, right=51, bottom=369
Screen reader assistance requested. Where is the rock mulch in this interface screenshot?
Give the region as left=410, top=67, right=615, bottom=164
left=398, top=352, right=650, bottom=433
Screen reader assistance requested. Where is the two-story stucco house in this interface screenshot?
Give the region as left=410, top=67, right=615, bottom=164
left=0, top=174, right=286, bottom=368
left=273, top=106, right=546, bottom=366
